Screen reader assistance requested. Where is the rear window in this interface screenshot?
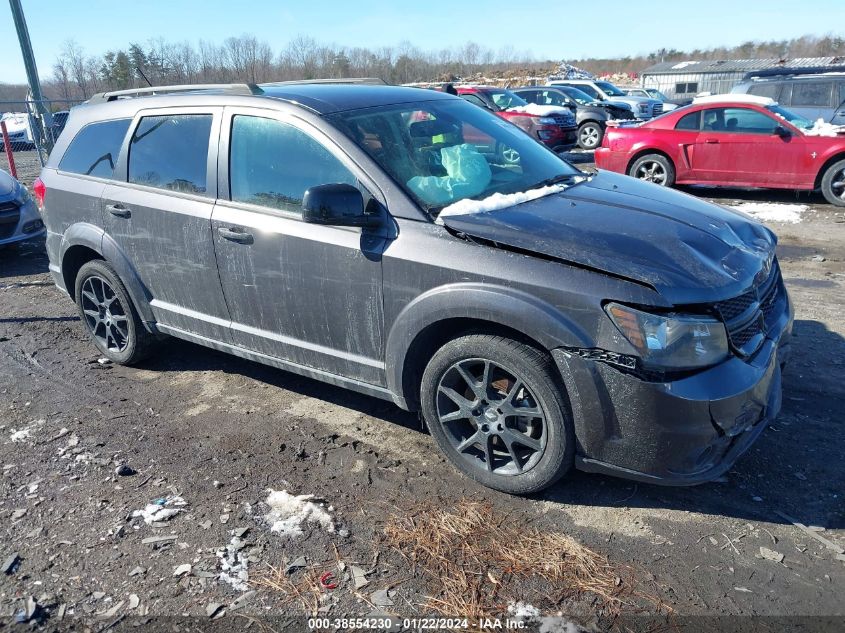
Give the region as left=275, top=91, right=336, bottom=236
left=790, top=82, right=834, bottom=107
left=58, top=119, right=130, bottom=178
left=128, top=114, right=213, bottom=194
left=748, top=83, right=781, bottom=100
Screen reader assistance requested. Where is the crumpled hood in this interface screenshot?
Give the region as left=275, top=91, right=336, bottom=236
left=440, top=171, right=776, bottom=305
left=0, top=169, right=17, bottom=198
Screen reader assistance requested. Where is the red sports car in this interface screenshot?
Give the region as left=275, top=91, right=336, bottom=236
left=595, top=95, right=845, bottom=207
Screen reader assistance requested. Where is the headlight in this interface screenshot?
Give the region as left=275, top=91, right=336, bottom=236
left=537, top=117, right=558, bottom=125
left=14, top=184, right=32, bottom=206
left=605, top=303, right=729, bottom=370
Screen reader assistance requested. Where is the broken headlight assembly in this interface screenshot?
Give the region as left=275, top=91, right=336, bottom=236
left=605, top=303, right=729, bottom=370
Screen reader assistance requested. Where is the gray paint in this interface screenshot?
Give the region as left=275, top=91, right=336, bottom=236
left=39, top=84, right=793, bottom=485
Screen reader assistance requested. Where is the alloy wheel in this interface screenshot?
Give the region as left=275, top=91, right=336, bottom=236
left=80, top=275, right=130, bottom=353
left=636, top=160, right=668, bottom=185
left=579, top=124, right=600, bottom=149
left=831, top=168, right=845, bottom=201
left=435, top=358, right=547, bottom=476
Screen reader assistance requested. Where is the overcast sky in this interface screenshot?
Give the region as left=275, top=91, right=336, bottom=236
left=1, top=0, right=843, bottom=83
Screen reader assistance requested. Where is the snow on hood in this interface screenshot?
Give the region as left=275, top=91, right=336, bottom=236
left=803, top=118, right=845, bottom=137
left=435, top=180, right=586, bottom=224
left=506, top=103, right=570, bottom=117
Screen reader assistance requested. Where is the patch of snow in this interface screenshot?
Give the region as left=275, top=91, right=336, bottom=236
left=436, top=182, right=580, bottom=224
left=506, top=103, right=569, bottom=117
left=538, top=618, right=584, bottom=633
left=9, top=419, right=44, bottom=443
left=729, top=202, right=807, bottom=224
left=132, top=495, right=188, bottom=525
left=802, top=118, right=845, bottom=137
left=264, top=489, right=334, bottom=537
left=217, top=536, right=250, bottom=591
left=671, top=61, right=698, bottom=70
left=508, top=601, right=541, bottom=619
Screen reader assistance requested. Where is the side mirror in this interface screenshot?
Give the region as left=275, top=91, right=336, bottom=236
left=774, top=125, right=791, bottom=138
left=302, top=184, right=379, bottom=228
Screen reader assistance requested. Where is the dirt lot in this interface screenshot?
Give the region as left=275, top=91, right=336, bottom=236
left=1, top=154, right=844, bottom=631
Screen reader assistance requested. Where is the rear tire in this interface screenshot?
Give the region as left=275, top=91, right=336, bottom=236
left=628, top=153, right=675, bottom=187
left=577, top=121, right=604, bottom=150
left=820, top=159, right=845, bottom=207
left=74, top=260, right=154, bottom=365
left=420, top=334, right=574, bottom=495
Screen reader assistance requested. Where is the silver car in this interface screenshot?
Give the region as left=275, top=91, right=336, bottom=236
left=0, top=169, right=44, bottom=247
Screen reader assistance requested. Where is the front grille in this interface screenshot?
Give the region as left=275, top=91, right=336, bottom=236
left=652, top=103, right=663, bottom=117
left=0, top=201, right=21, bottom=240
left=551, top=114, right=575, bottom=127
left=714, top=259, right=782, bottom=356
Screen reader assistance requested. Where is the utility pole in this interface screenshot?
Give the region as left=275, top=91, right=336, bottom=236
left=9, top=0, right=53, bottom=157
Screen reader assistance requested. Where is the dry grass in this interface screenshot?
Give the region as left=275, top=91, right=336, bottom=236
left=253, top=564, right=326, bottom=616
left=383, top=499, right=665, bottom=620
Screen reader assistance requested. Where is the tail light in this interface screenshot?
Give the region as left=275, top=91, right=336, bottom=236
left=33, top=177, right=46, bottom=211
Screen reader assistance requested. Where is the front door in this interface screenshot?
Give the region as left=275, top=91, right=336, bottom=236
left=211, top=109, right=389, bottom=385
left=102, top=107, right=232, bottom=341
left=690, top=107, right=806, bottom=187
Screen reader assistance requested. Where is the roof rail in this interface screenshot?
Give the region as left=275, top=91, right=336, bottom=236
left=87, top=83, right=264, bottom=103
left=743, top=65, right=845, bottom=81
left=261, top=77, right=388, bottom=87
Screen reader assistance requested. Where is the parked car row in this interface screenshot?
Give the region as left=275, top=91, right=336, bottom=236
left=0, top=110, right=70, bottom=151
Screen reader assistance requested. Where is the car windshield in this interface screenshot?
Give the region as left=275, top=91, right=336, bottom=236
left=647, top=89, right=669, bottom=100
left=766, top=104, right=814, bottom=130
left=486, top=90, right=528, bottom=110
left=329, top=98, right=582, bottom=217
left=596, top=81, right=627, bottom=97
left=561, top=87, right=600, bottom=105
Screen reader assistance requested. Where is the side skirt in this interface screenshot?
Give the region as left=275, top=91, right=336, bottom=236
left=156, top=323, right=404, bottom=408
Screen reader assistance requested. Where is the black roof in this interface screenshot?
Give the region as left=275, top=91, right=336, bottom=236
left=260, top=83, right=452, bottom=114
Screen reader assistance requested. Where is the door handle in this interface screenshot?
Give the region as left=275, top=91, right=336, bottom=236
left=217, top=227, right=253, bottom=244
left=106, top=203, right=131, bottom=218
left=704, top=138, right=719, bottom=144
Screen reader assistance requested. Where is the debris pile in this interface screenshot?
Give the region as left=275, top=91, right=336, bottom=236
left=132, top=495, right=188, bottom=525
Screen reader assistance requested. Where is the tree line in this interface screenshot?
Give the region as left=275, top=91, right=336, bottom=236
left=0, top=32, right=842, bottom=106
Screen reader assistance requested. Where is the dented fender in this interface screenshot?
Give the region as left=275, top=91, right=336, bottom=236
left=384, top=282, right=592, bottom=409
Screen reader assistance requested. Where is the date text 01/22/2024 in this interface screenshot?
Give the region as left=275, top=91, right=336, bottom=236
left=307, top=617, right=530, bottom=629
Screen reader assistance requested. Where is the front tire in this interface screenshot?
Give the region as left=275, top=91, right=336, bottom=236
left=577, top=121, right=604, bottom=150
left=74, top=260, right=154, bottom=365
left=628, top=153, right=675, bottom=187
left=820, top=159, right=845, bottom=207
left=420, top=334, right=574, bottom=495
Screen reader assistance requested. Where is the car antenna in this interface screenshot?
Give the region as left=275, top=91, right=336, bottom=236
left=136, top=66, right=153, bottom=88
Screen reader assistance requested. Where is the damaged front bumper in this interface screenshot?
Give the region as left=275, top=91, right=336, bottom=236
left=552, top=293, right=793, bottom=486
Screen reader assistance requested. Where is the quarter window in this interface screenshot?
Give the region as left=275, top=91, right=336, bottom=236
left=58, top=119, right=130, bottom=178
left=128, top=114, right=212, bottom=194
left=791, top=82, right=833, bottom=107
left=675, top=111, right=701, bottom=131
left=229, top=116, right=356, bottom=213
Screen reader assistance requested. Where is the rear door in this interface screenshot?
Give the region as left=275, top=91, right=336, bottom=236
left=689, top=106, right=807, bottom=186
left=211, top=108, right=389, bottom=384
left=783, top=81, right=835, bottom=121
left=101, top=107, right=232, bottom=341
left=832, top=82, right=845, bottom=126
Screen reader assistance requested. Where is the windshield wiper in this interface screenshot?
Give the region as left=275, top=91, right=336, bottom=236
left=529, top=173, right=582, bottom=191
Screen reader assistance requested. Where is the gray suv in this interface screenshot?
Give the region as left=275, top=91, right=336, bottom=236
left=36, top=82, right=792, bottom=494
left=732, top=72, right=845, bottom=124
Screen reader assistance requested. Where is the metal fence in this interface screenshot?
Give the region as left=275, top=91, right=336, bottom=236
left=0, top=98, right=84, bottom=185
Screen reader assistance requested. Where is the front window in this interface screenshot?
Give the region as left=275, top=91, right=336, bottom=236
left=486, top=90, right=528, bottom=111
left=539, top=91, right=570, bottom=107
left=561, top=87, right=599, bottom=105
left=328, top=99, right=582, bottom=216
left=595, top=81, right=627, bottom=97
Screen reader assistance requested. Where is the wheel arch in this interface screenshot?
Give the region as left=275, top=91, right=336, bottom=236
left=384, top=283, right=590, bottom=411
left=814, top=151, right=845, bottom=189
left=625, top=147, right=675, bottom=176
left=60, top=224, right=156, bottom=330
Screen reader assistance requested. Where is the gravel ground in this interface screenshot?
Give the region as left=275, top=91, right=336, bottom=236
left=1, top=158, right=844, bottom=631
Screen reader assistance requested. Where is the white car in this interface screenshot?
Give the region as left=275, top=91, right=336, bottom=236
left=622, top=88, right=679, bottom=111
left=0, top=112, right=35, bottom=149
